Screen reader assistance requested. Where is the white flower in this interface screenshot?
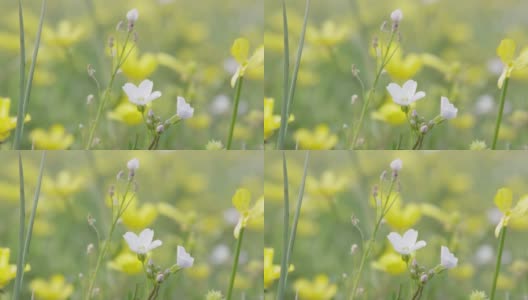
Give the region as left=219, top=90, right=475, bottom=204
left=387, top=229, right=427, bottom=255
left=386, top=80, right=426, bottom=106
left=123, top=79, right=162, bottom=106
left=390, top=158, right=403, bottom=171
left=126, top=9, right=139, bottom=22
left=176, top=96, right=194, bottom=119
left=391, top=9, right=403, bottom=22
left=123, top=228, right=162, bottom=254
left=440, top=96, right=458, bottom=120
left=127, top=158, right=139, bottom=171
left=176, top=245, right=194, bottom=268
left=440, top=246, right=458, bottom=269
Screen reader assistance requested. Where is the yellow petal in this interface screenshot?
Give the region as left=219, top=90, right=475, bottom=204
left=497, top=39, right=516, bottom=64
left=232, top=188, right=251, bottom=213
left=231, top=38, right=250, bottom=65
left=495, top=217, right=505, bottom=238
left=511, top=195, right=528, bottom=218
left=514, top=47, right=528, bottom=70
left=494, top=187, right=513, bottom=213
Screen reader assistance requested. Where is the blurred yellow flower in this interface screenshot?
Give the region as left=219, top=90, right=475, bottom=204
left=122, top=200, right=158, bottom=231
left=121, top=49, right=159, bottom=81
left=307, top=21, right=349, bottom=47
left=187, top=263, right=211, bottom=280
left=232, top=188, right=264, bottom=239
left=494, top=188, right=528, bottom=237
left=385, top=48, right=423, bottom=80
left=43, top=171, right=85, bottom=199
left=107, top=250, right=143, bottom=275
left=0, top=32, right=20, bottom=52
left=450, top=263, right=475, bottom=280
left=0, top=97, right=30, bottom=142
left=294, top=274, right=337, bottom=300
left=372, top=251, right=407, bottom=275
left=0, top=247, right=30, bottom=288
left=307, top=171, right=347, bottom=199
left=263, top=247, right=294, bottom=289
left=371, top=102, right=407, bottom=125
left=451, top=113, right=475, bottom=129
left=294, top=124, right=338, bottom=150
left=264, top=97, right=294, bottom=140
left=30, top=124, right=74, bottom=150
left=496, top=38, right=528, bottom=88
left=496, top=273, right=515, bottom=290
left=230, top=38, right=264, bottom=87
left=43, top=20, right=85, bottom=48
left=30, top=274, right=73, bottom=300
left=157, top=202, right=197, bottom=231
left=107, top=101, right=144, bottom=125
left=186, top=113, right=212, bottom=130
left=384, top=198, right=422, bottom=231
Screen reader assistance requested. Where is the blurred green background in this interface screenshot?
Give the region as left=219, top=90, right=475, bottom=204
left=0, top=0, right=263, bottom=149
left=0, top=151, right=263, bottom=299
left=265, top=151, right=528, bottom=299
left=264, top=0, right=528, bottom=149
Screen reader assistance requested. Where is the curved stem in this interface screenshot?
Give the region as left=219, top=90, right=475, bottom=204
left=226, top=227, right=245, bottom=300
left=226, top=77, right=244, bottom=150
left=490, top=226, right=507, bottom=300
left=491, top=77, right=510, bottom=150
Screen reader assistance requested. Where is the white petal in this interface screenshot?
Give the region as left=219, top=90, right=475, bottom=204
left=147, top=91, right=162, bottom=102
left=123, top=232, right=139, bottom=252
left=386, top=83, right=404, bottom=104
left=403, top=80, right=417, bottom=97
left=412, top=91, right=426, bottom=102
left=413, top=240, right=427, bottom=251
left=138, top=228, right=154, bottom=246
left=402, top=228, right=418, bottom=245
left=387, top=232, right=403, bottom=249
left=148, top=239, right=163, bottom=251
left=138, top=80, right=154, bottom=97
left=123, top=83, right=139, bottom=99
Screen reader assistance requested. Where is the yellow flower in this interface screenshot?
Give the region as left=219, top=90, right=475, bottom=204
left=157, top=53, right=197, bottom=80
left=450, top=263, right=475, bottom=280
left=372, top=251, right=407, bottom=275
left=496, top=38, right=528, bottom=88
left=121, top=49, right=159, bottom=81
left=263, top=247, right=294, bottom=289
left=294, top=124, right=338, bottom=150
left=451, top=113, right=475, bottom=130
left=30, top=274, right=73, bottom=300
left=107, top=250, right=143, bottom=275
left=307, top=21, right=349, bottom=47
left=385, top=48, right=423, bottom=80
left=107, top=101, right=144, bottom=125
left=121, top=200, right=158, bottom=231
left=384, top=198, right=422, bottom=231
left=0, top=32, right=20, bottom=52
left=30, top=124, right=74, bottom=150
left=230, top=38, right=264, bottom=88
left=493, top=188, right=528, bottom=237
left=496, top=273, right=515, bottom=290
left=421, top=53, right=461, bottom=81
left=157, top=202, right=197, bottom=231
left=43, top=20, right=85, bottom=48
left=232, top=188, right=264, bottom=239
left=0, top=247, right=30, bottom=288
left=0, top=97, right=30, bottom=142
left=307, top=171, right=347, bottom=199
left=294, top=274, right=337, bottom=300
left=43, top=171, right=85, bottom=199
left=371, top=102, right=407, bottom=125
left=264, top=97, right=294, bottom=140
left=186, top=113, right=211, bottom=130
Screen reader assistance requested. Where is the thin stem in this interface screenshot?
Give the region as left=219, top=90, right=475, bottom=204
left=226, top=227, right=245, bottom=300
left=411, top=285, right=424, bottom=300
left=350, top=31, right=396, bottom=149
left=13, top=153, right=26, bottom=300
left=490, top=226, right=507, bottom=300
left=491, top=77, right=510, bottom=150
left=276, top=153, right=290, bottom=299
left=14, top=0, right=26, bottom=150
left=276, top=0, right=289, bottom=150
left=147, top=284, right=160, bottom=300
left=226, top=76, right=244, bottom=150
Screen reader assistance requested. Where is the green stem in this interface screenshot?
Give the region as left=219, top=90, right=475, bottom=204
left=13, top=154, right=26, bottom=300
left=490, top=226, right=507, bottom=300
left=350, top=31, right=396, bottom=149
left=276, top=0, right=289, bottom=150
left=276, top=152, right=290, bottom=299
left=226, top=77, right=244, bottom=150
left=491, top=77, right=510, bottom=150
left=226, top=227, right=245, bottom=300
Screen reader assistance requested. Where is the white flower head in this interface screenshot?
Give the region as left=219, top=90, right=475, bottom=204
left=390, top=158, right=403, bottom=171
left=126, top=9, right=139, bottom=22
left=387, top=229, right=427, bottom=255
left=386, top=80, right=426, bottom=106
left=127, top=158, right=139, bottom=171
left=176, top=245, right=194, bottom=268
left=440, top=96, right=458, bottom=120
left=391, top=9, right=403, bottom=22
left=440, top=246, right=458, bottom=269
left=123, top=228, right=162, bottom=254
left=176, top=96, right=194, bottom=120
left=123, top=79, right=162, bottom=106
